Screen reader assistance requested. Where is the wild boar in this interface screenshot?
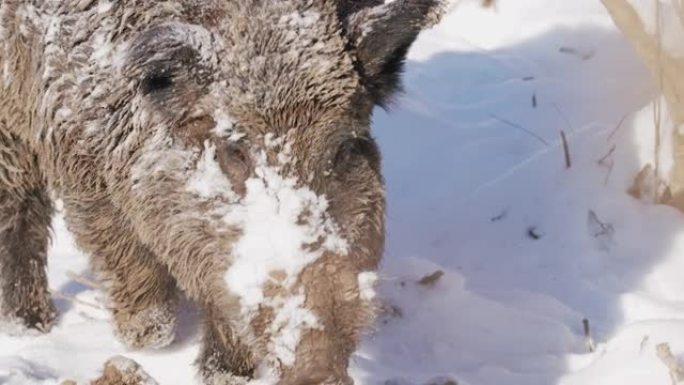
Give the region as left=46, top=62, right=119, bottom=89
left=0, top=0, right=444, bottom=383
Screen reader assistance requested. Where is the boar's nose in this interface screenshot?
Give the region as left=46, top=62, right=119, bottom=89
left=215, top=140, right=252, bottom=197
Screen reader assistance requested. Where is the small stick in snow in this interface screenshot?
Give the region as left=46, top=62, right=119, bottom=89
left=606, top=112, right=631, bottom=141
left=558, top=46, right=595, bottom=61
left=560, top=130, right=571, bottom=169
left=597, top=145, right=616, bottom=166
left=640, top=336, right=650, bottom=353
left=418, top=270, right=445, bottom=287
left=583, top=318, right=596, bottom=353
left=532, top=93, right=537, bottom=108
left=527, top=226, right=542, bottom=240
left=656, top=343, right=684, bottom=384
left=490, top=209, right=508, bottom=222
left=597, top=145, right=616, bottom=185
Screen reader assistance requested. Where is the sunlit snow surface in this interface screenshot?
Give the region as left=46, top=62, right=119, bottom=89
left=4, top=0, right=684, bottom=384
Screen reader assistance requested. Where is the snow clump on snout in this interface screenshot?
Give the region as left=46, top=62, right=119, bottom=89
left=221, top=134, right=348, bottom=369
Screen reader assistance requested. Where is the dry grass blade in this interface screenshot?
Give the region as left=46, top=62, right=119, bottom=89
left=606, top=112, right=631, bottom=141
left=52, top=290, right=105, bottom=310
left=583, top=318, right=596, bottom=353
left=601, top=0, right=684, bottom=199
left=490, top=114, right=550, bottom=147
left=560, top=130, right=571, bottom=169
left=656, top=343, right=684, bottom=384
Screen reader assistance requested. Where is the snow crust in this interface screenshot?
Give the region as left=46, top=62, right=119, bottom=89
left=263, top=291, right=319, bottom=367
left=211, top=110, right=236, bottom=138
left=358, top=272, right=378, bottom=301
left=186, top=141, right=237, bottom=201
left=97, top=1, right=114, bottom=15
left=219, top=137, right=347, bottom=377
left=222, top=145, right=347, bottom=312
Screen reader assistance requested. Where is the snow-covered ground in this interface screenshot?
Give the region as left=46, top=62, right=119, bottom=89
left=4, top=0, right=684, bottom=384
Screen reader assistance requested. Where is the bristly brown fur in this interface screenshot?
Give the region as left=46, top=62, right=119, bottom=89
left=0, top=0, right=445, bottom=383
left=0, top=128, right=55, bottom=332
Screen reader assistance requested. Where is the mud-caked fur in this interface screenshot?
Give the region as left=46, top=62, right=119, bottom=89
left=0, top=0, right=444, bottom=383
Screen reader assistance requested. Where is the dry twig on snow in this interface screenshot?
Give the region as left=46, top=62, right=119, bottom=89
left=601, top=0, right=684, bottom=203
left=51, top=290, right=105, bottom=310
left=560, top=130, right=571, bottom=169
left=66, top=270, right=101, bottom=290
left=583, top=318, right=596, bottom=353
left=418, top=270, right=445, bottom=287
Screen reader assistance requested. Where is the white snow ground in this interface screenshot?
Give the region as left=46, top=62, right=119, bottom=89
left=2, top=0, right=682, bottom=384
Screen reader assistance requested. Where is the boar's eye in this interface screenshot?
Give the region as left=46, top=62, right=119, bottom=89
left=333, top=136, right=380, bottom=174
left=141, top=69, right=174, bottom=95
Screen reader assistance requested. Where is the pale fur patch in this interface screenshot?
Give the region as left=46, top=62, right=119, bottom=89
left=130, top=127, right=195, bottom=187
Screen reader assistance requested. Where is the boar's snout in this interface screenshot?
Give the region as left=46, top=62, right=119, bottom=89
left=215, top=140, right=252, bottom=197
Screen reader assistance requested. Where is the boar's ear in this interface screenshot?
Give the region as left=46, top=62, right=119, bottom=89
left=343, top=0, right=446, bottom=106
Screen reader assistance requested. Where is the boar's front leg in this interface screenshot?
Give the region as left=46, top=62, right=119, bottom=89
left=63, top=197, right=178, bottom=349
left=0, top=131, right=55, bottom=332
left=198, top=305, right=255, bottom=384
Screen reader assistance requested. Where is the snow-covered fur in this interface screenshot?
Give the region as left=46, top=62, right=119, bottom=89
left=0, top=0, right=443, bottom=383
left=91, top=355, right=159, bottom=385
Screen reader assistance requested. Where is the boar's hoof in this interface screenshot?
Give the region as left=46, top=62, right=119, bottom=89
left=2, top=295, right=57, bottom=334
left=114, top=304, right=176, bottom=349
left=201, top=372, right=249, bottom=385
left=284, top=375, right=354, bottom=385
left=18, top=302, right=56, bottom=333
left=91, top=356, right=158, bottom=385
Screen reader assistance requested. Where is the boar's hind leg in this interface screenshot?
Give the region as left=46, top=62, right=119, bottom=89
left=0, top=131, right=55, bottom=332
left=63, top=198, right=178, bottom=349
